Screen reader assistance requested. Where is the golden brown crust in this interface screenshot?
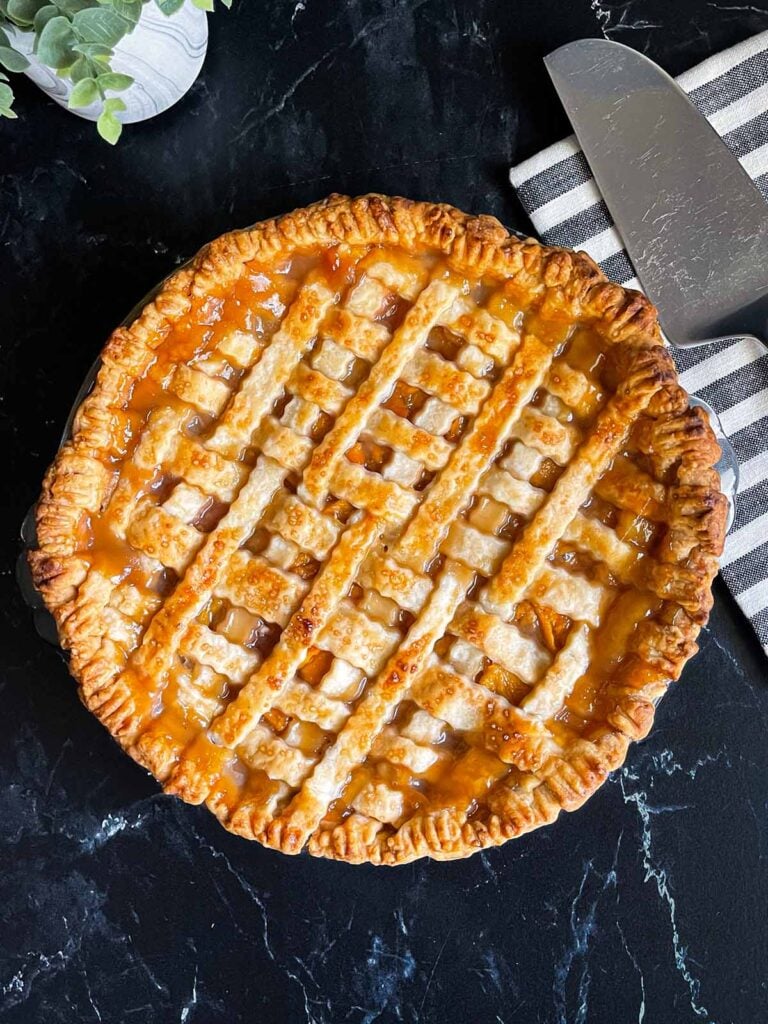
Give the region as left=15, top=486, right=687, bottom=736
left=29, top=194, right=727, bottom=865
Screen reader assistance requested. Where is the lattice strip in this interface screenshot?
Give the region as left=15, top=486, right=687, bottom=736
left=169, top=437, right=245, bottom=502
left=315, top=600, right=400, bottom=675
left=594, top=456, right=666, bottom=519
left=412, top=664, right=557, bottom=770
left=215, top=551, right=307, bottom=627
left=479, top=467, right=545, bottom=516
left=175, top=663, right=227, bottom=726
left=342, top=277, right=392, bottom=320
left=399, top=349, right=489, bottom=413
left=366, top=407, right=452, bottom=470
left=450, top=604, right=550, bottom=683
left=394, top=332, right=554, bottom=571
left=521, top=624, right=591, bottom=720
left=357, top=555, right=432, bottom=615
left=99, top=604, right=143, bottom=651
left=240, top=725, right=316, bottom=787
left=441, top=301, right=519, bottom=362
left=528, top=565, right=605, bottom=626
left=108, top=407, right=187, bottom=537
left=266, top=493, right=340, bottom=559
left=351, top=784, right=405, bottom=824
left=183, top=621, right=259, bottom=682
left=300, top=279, right=460, bottom=505
left=217, top=329, right=261, bottom=368
left=207, top=277, right=336, bottom=458
left=110, top=582, right=161, bottom=623
left=255, top=417, right=314, bottom=473
left=126, top=505, right=204, bottom=574
left=412, top=395, right=456, bottom=434
left=267, top=560, right=473, bottom=849
left=311, top=337, right=356, bottom=380
left=209, top=513, right=379, bottom=748
left=366, top=256, right=431, bottom=301
left=321, top=307, right=390, bottom=360
left=547, top=360, right=604, bottom=416
left=511, top=407, right=579, bottom=465
left=161, top=482, right=210, bottom=523
left=130, top=455, right=286, bottom=682
left=484, top=384, right=661, bottom=619
left=317, top=657, right=365, bottom=700
left=370, top=728, right=441, bottom=773
left=281, top=395, right=322, bottom=437
left=169, top=365, right=232, bottom=416
left=329, top=459, right=419, bottom=524
left=290, top=363, right=350, bottom=415
left=441, top=520, right=509, bottom=575
left=562, top=515, right=637, bottom=578
left=277, top=682, right=349, bottom=732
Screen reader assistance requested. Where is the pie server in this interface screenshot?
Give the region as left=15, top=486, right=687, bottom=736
left=545, top=38, right=744, bottom=524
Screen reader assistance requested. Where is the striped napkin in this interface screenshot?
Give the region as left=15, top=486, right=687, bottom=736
left=510, top=32, right=768, bottom=656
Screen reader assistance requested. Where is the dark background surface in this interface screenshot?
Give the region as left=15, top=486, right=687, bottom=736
left=2, top=1, right=767, bottom=1022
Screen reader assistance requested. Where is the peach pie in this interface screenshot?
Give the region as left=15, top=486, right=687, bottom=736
left=30, top=195, right=727, bottom=864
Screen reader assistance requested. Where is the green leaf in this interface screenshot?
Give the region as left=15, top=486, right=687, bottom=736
left=97, top=110, right=121, bottom=143
left=68, top=73, right=97, bottom=106
left=37, top=14, right=77, bottom=68
left=53, top=0, right=97, bottom=12
left=154, top=0, right=183, bottom=12
left=97, top=98, right=124, bottom=144
left=0, top=78, right=16, bottom=116
left=102, top=95, right=125, bottom=113
left=72, top=7, right=131, bottom=46
left=191, top=0, right=214, bottom=10
left=0, top=44, right=29, bottom=71
left=69, top=54, right=91, bottom=81
left=73, top=41, right=112, bottom=59
left=33, top=3, right=59, bottom=33
left=103, top=0, right=141, bottom=24
left=6, top=0, right=46, bottom=26
left=95, top=69, right=131, bottom=91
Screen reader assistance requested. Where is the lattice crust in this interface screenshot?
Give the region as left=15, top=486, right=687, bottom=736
left=30, top=195, right=727, bottom=865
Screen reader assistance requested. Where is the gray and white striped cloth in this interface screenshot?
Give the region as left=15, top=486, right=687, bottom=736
left=510, top=31, right=768, bottom=656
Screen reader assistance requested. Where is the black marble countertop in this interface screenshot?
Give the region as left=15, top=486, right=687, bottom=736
left=3, top=1, right=768, bottom=1021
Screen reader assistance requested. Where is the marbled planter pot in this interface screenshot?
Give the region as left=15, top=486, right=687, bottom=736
left=9, top=4, right=207, bottom=125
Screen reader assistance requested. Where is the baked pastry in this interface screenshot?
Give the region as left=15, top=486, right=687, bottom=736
left=30, top=195, right=727, bottom=864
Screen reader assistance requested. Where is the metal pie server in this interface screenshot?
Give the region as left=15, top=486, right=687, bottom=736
left=545, top=38, right=751, bottom=525
left=545, top=38, right=768, bottom=352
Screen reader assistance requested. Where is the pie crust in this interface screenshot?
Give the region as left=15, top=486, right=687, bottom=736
left=30, top=194, right=727, bottom=864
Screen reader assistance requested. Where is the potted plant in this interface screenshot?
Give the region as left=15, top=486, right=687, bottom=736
left=0, top=0, right=230, bottom=143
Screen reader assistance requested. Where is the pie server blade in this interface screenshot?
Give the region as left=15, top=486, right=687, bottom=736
left=545, top=38, right=768, bottom=351
left=545, top=38, right=741, bottom=527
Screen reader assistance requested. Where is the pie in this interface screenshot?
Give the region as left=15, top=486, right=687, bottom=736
left=30, top=194, right=727, bottom=864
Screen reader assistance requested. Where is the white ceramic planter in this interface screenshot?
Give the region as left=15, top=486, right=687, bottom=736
left=9, top=3, right=208, bottom=125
